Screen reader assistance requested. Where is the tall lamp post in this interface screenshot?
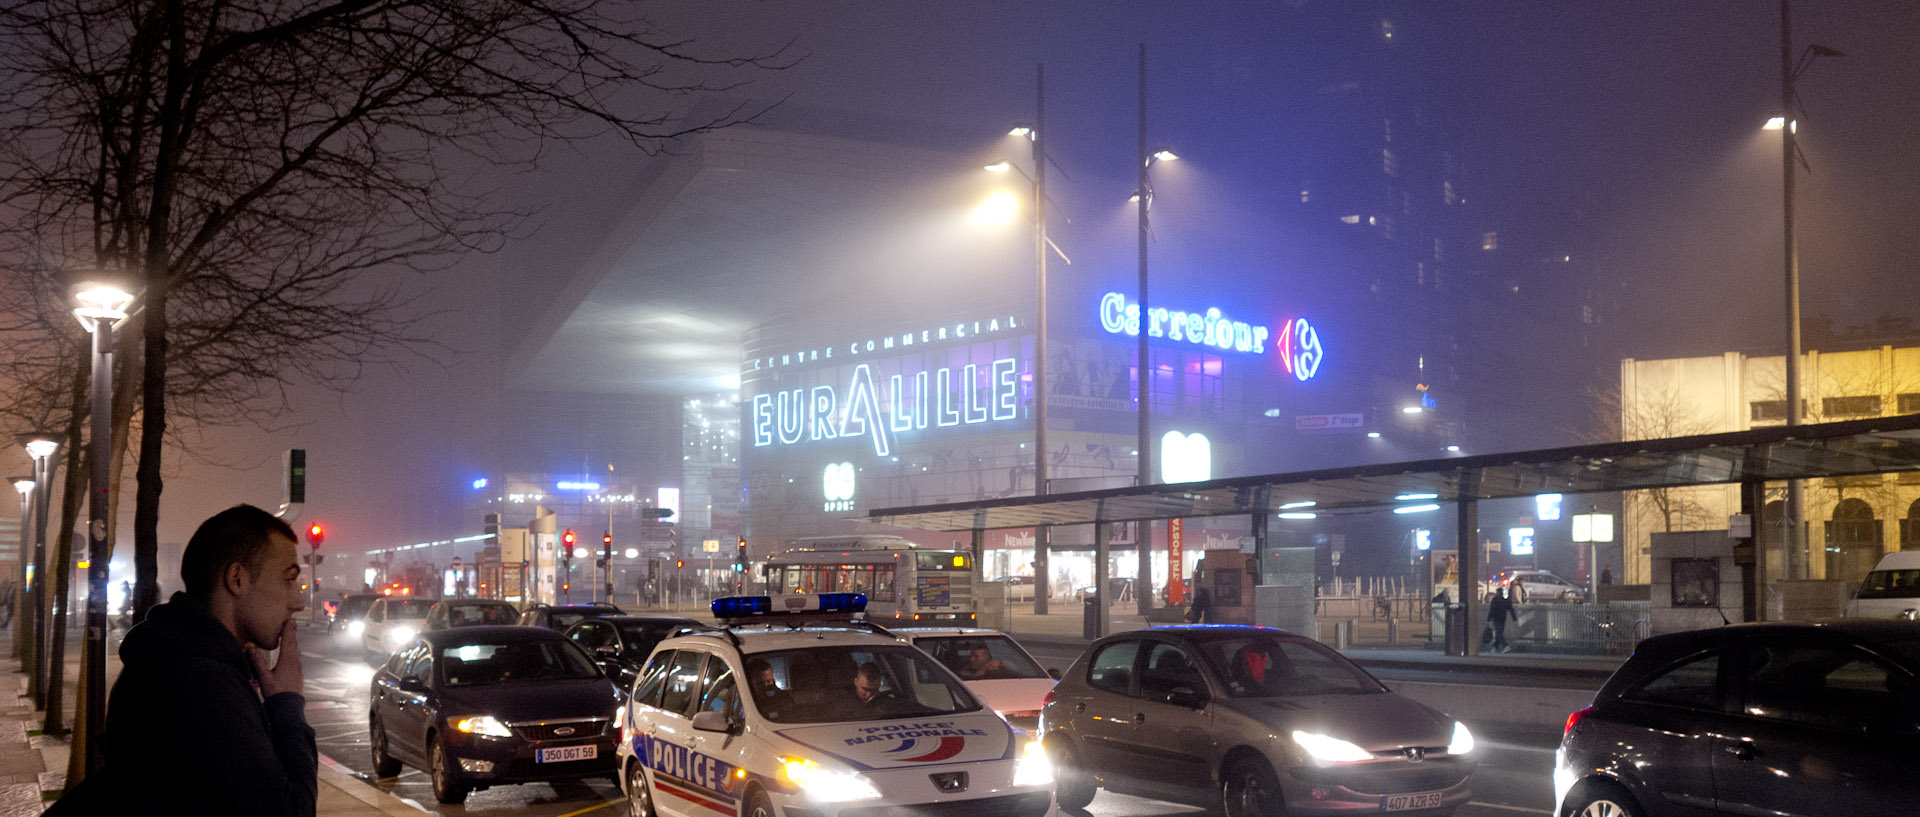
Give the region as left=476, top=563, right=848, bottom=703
left=1768, top=0, right=1840, bottom=582
left=16, top=432, right=62, bottom=707
left=72, top=281, right=135, bottom=779
left=1133, top=43, right=1179, bottom=614
left=9, top=476, right=33, bottom=663
left=989, top=65, right=1070, bottom=614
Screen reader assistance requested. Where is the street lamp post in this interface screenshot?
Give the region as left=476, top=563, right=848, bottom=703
left=15, top=432, right=62, bottom=707
left=1772, top=0, right=1841, bottom=582
left=10, top=476, right=33, bottom=663
left=73, top=281, right=134, bottom=779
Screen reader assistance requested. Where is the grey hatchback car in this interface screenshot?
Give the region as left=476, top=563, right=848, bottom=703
left=1555, top=620, right=1920, bottom=817
left=1041, top=625, right=1476, bottom=817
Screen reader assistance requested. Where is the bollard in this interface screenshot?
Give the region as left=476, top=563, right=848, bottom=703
left=1333, top=619, right=1349, bottom=651
left=1387, top=618, right=1399, bottom=644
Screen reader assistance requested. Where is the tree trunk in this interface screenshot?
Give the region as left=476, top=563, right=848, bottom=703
left=133, top=293, right=165, bottom=623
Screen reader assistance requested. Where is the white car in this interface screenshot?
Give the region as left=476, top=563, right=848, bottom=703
left=1487, top=569, right=1589, bottom=603
left=896, top=628, right=1058, bottom=733
left=616, top=594, right=1054, bottom=817
left=361, top=596, right=434, bottom=657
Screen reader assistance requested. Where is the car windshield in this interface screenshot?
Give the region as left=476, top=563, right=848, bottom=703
left=386, top=598, right=433, bottom=619
left=1194, top=633, right=1387, bottom=698
left=439, top=640, right=603, bottom=687
left=444, top=604, right=517, bottom=626
left=913, top=635, right=1048, bottom=680
left=747, top=645, right=982, bottom=724
left=342, top=596, right=378, bottom=617
left=615, top=620, right=699, bottom=658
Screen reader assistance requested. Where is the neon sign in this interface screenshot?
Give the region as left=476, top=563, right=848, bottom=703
left=751, top=358, right=1021, bottom=457
left=1275, top=317, right=1322, bottom=381
left=822, top=462, right=856, bottom=512
left=1097, top=292, right=1323, bottom=381
left=1098, top=293, right=1269, bottom=353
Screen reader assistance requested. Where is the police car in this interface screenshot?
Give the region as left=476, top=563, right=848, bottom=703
left=615, top=594, right=1054, bottom=817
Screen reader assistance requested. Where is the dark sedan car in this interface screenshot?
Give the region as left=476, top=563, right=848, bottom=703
left=1041, top=625, right=1475, bottom=817
left=516, top=602, right=624, bottom=631
left=562, top=614, right=706, bottom=688
left=368, top=626, right=621, bottom=804
left=1555, top=620, right=1920, bottom=817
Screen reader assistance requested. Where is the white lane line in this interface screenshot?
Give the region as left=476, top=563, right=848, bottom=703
left=1481, top=739, right=1557, bottom=755
left=1469, top=802, right=1551, bottom=815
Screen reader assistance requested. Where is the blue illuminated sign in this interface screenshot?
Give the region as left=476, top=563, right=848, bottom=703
left=1097, top=292, right=1322, bottom=381
left=751, top=358, right=1021, bottom=457
left=557, top=481, right=601, bottom=491
left=1098, top=292, right=1270, bottom=353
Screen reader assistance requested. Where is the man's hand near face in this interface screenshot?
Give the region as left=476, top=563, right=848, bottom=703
left=246, top=618, right=305, bottom=698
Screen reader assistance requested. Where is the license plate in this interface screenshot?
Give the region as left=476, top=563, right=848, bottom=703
left=1380, top=791, right=1444, bottom=812
left=537, top=745, right=598, bottom=763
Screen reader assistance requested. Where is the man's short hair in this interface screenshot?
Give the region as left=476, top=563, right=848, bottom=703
left=181, top=504, right=296, bottom=601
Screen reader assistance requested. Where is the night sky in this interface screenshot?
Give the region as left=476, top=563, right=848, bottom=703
left=83, top=1, right=1919, bottom=582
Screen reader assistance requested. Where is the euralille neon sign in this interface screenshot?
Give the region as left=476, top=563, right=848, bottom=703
left=751, top=358, right=1021, bottom=457
left=1097, top=292, right=1322, bottom=381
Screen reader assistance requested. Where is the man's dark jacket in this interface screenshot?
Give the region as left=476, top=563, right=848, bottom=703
left=55, top=592, right=316, bottom=815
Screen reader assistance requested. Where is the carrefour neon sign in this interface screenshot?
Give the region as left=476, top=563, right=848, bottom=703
left=751, top=358, right=1020, bottom=457
left=1097, top=292, right=1323, bottom=380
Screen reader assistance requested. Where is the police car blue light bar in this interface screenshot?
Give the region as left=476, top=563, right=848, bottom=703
left=711, top=593, right=868, bottom=620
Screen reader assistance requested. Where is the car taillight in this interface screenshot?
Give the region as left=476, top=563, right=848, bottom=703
left=1042, top=688, right=1057, bottom=708
left=1564, top=705, right=1596, bottom=738
left=614, top=705, right=626, bottom=746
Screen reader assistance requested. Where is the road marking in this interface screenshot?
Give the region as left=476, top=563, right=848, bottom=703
left=1481, top=739, right=1557, bottom=755
left=1469, top=802, right=1550, bottom=815
left=552, top=798, right=621, bottom=817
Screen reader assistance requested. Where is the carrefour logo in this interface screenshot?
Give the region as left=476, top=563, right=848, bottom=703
left=1096, top=292, right=1323, bottom=381
left=823, top=462, right=856, bottom=513
left=1277, top=317, right=1323, bottom=381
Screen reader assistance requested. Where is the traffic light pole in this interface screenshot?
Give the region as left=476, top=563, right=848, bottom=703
left=603, top=532, right=614, bottom=605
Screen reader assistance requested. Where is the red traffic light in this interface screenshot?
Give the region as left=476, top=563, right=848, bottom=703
left=306, top=523, right=325, bottom=548
left=675, top=559, right=685, bottom=569
left=562, top=529, right=576, bottom=547
left=603, top=532, right=613, bottom=546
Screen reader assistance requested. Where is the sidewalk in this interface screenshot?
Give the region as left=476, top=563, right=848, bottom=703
left=0, top=623, right=422, bottom=816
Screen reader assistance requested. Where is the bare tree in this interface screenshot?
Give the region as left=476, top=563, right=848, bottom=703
left=0, top=0, right=792, bottom=622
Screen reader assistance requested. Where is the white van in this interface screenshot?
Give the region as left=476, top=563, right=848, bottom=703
left=1845, top=551, right=1920, bottom=619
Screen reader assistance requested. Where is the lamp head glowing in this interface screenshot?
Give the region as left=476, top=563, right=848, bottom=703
left=16, top=433, right=63, bottom=460
left=72, top=282, right=136, bottom=323
left=1008, top=126, right=1033, bottom=138
left=11, top=477, right=33, bottom=495
left=1151, top=149, right=1179, bottom=162
left=984, top=161, right=1012, bottom=173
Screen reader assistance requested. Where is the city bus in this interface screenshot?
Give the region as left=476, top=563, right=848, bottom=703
left=762, top=535, right=976, bottom=624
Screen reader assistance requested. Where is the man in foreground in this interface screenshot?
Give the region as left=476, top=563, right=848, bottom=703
left=52, top=504, right=316, bottom=815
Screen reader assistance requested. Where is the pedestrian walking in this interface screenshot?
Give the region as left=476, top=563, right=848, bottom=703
left=1185, top=571, right=1214, bottom=624
left=49, top=504, right=316, bottom=816
left=1486, top=586, right=1519, bottom=653
left=1601, top=564, right=1614, bottom=585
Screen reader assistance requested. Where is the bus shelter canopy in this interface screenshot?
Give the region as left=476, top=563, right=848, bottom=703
left=865, top=414, right=1920, bottom=532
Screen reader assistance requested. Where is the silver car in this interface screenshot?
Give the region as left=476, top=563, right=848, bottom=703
left=1041, top=625, right=1476, bottom=817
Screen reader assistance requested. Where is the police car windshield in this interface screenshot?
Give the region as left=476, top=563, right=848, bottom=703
left=747, top=645, right=982, bottom=724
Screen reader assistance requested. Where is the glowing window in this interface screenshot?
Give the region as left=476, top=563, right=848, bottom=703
left=1481, top=232, right=1498, bottom=251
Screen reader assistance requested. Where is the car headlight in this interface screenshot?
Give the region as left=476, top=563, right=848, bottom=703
left=779, top=757, right=882, bottom=802
left=346, top=620, right=365, bottom=637
left=386, top=625, right=417, bottom=646
left=1012, top=739, right=1053, bottom=786
left=451, top=715, right=514, bottom=738
left=1291, top=730, right=1372, bottom=764
left=1447, top=721, right=1475, bottom=755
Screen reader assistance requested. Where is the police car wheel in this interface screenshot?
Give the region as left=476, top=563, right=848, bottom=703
left=743, top=787, right=776, bottom=817
left=369, top=717, right=402, bottom=778
left=624, top=760, right=655, bottom=817
left=429, top=736, right=470, bottom=805
left=1048, top=738, right=1095, bottom=810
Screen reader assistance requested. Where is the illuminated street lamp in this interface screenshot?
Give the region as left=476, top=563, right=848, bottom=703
left=1773, top=0, right=1842, bottom=582
left=15, top=432, right=62, bottom=707
left=73, top=279, right=135, bottom=777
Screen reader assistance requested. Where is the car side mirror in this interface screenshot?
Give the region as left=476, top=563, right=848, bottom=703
left=1165, top=686, right=1208, bottom=709
left=1048, top=668, right=1063, bottom=680
left=398, top=677, right=426, bottom=693
left=690, top=710, right=732, bottom=733
left=594, top=644, right=620, bottom=657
